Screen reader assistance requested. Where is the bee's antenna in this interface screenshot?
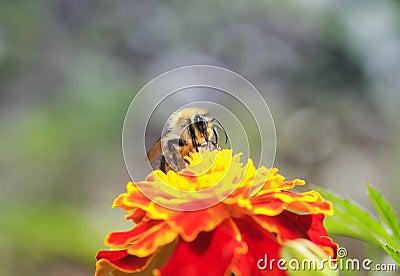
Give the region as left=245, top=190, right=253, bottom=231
left=210, top=118, right=229, bottom=143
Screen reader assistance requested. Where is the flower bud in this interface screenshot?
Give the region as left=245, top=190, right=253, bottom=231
left=280, top=238, right=338, bottom=276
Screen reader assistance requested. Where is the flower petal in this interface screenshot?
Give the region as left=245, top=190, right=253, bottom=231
left=253, top=211, right=338, bottom=258
left=155, top=219, right=246, bottom=276
left=232, top=215, right=287, bottom=276
left=95, top=250, right=154, bottom=275
left=95, top=241, right=178, bottom=276
left=167, top=206, right=230, bottom=242
left=105, top=220, right=178, bottom=258
left=253, top=191, right=333, bottom=216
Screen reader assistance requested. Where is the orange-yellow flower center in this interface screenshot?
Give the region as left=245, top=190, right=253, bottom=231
left=149, top=149, right=240, bottom=191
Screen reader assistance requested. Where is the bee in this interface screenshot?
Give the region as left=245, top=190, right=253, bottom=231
left=147, top=107, right=229, bottom=173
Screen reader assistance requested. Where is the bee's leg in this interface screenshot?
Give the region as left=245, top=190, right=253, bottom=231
left=167, top=139, right=186, bottom=171
left=160, top=155, right=166, bottom=173
left=212, top=126, right=219, bottom=144
left=187, top=124, right=199, bottom=152
left=167, top=139, right=179, bottom=167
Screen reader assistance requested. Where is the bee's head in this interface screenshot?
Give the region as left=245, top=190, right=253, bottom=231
left=194, top=114, right=207, bottom=123
left=193, top=114, right=229, bottom=144
left=193, top=114, right=209, bottom=140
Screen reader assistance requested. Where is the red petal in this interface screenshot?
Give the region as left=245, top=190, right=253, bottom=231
left=254, top=211, right=337, bottom=258
left=156, top=219, right=245, bottom=276
left=167, top=205, right=229, bottom=242
left=233, top=216, right=287, bottom=276
left=95, top=249, right=153, bottom=274
left=125, top=209, right=146, bottom=223
left=106, top=220, right=163, bottom=247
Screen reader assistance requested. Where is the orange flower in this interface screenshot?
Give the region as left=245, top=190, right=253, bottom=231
left=95, top=150, right=337, bottom=276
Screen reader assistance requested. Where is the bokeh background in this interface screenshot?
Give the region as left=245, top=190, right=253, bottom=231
left=1, top=0, right=400, bottom=275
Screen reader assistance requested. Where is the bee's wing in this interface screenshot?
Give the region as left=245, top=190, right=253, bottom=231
left=147, top=138, right=162, bottom=161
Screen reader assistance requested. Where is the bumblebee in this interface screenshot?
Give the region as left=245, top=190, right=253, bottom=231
left=147, top=107, right=228, bottom=173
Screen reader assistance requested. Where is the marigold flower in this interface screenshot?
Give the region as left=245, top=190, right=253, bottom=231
left=95, top=150, right=337, bottom=276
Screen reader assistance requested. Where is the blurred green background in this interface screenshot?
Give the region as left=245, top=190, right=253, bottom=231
left=1, top=0, right=400, bottom=275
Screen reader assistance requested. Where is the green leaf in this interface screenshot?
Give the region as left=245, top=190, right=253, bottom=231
left=315, top=188, right=395, bottom=247
left=368, top=185, right=400, bottom=243
left=380, top=241, right=400, bottom=265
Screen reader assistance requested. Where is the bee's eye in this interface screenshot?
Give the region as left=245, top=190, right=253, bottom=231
left=194, top=114, right=204, bottom=123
